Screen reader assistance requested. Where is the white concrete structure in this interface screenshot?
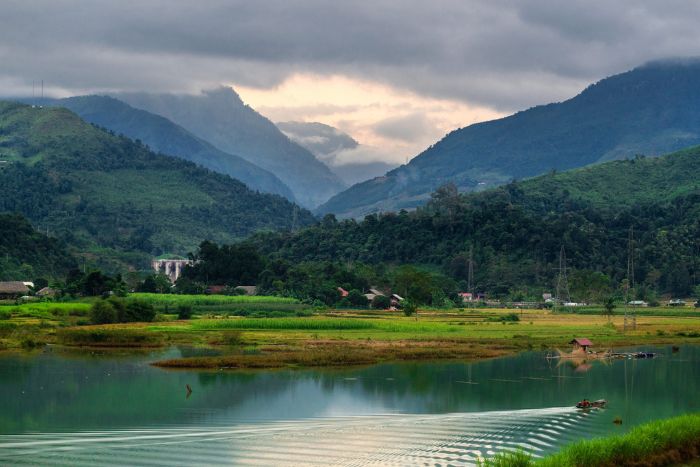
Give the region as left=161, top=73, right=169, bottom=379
left=151, top=259, right=192, bottom=283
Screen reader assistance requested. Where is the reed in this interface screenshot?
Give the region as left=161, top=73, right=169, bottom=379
left=481, top=413, right=700, bottom=467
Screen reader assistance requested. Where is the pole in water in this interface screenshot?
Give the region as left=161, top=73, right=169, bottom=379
left=186, top=384, right=192, bottom=398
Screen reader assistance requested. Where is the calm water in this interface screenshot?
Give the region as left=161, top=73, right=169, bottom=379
left=0, top=345, right=698, bottom=466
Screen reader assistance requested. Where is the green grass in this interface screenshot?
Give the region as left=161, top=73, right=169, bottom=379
left=187, top=317, right=461, bottom=333
left=481, top=413, right=700, bottom=466
left=0, top=301, right=91, bottom=320
left=130, top=293, right=299, bottom=306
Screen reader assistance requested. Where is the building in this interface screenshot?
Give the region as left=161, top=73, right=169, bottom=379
left=235, top=285, right=257, bottom=296
left=542, top=293, right=553, bottom=301
left=337, top=287, right=349, bottom=298
left=569, top=338, right=592, bottom=353
left=151, top=258, right=192, bottom=283
left=458, top=292, right=473, bottom=303
left=390, top=294, right=404, bottom=307
left=628, top=300, right=648, bottom=307
left=36, top=287, right=57, bottom=298
left=0, top=281, right=31, bottom=299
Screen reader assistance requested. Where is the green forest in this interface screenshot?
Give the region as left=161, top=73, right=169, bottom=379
left=0, top=101, right=315, bottom=271
left=246, top=149, right=700, bottom=302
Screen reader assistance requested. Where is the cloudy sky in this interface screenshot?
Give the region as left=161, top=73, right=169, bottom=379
left=2, top=0, right=700, bottom=163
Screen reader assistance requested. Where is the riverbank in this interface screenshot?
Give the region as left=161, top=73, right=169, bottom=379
left=482, top=413, right=700, bottom=466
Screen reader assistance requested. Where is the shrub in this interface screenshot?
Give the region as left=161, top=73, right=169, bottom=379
left=177, top=304, right=193, bottom=320
left=403, top=300, right=418, bottom=317
left=371, top=295, right=391, bottom=310
left=124, top=300, right=156, bottom=322
left=0, top=310, right=11, bottom=320
left=90, top=300, right=118, bottom=324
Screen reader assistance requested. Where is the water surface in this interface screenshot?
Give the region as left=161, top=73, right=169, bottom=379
left=0, top=345, right=698, bottom=465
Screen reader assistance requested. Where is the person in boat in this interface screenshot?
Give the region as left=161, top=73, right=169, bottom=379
left=578, top=398, right=591, bottom=408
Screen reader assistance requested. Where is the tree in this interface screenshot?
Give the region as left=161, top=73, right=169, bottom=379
left=346, top=290, right=369, bottom=308
left=604, top=297, right=616, bottom=322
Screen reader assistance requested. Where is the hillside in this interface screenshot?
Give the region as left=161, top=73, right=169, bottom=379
left=0, top=101, right=315, bottom=270
left=116, top=88, right=346, bottom=208
left=251, top=145, right=700, bottom=297
left=277, top=121, right=397, bottom=185
left=0, top=214, right=76, bottom=281
left=19, top=96, right=294, bottom=200
left=320, top=59, right=700, bottom=217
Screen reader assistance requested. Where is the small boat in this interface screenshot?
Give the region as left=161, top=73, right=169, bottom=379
left=576, top=399, right=607, bottom=409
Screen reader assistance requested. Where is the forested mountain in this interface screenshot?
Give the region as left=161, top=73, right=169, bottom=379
left=0, top=101, right=315, bottom=270
left=250, top=146, right=700, bottom=299
left=277, top=121, right=397, bottom=185
left=116, top=88, right=346, bottom=208
left=320, top=59, right=700, bottom=218
left=18, top=95, right=294, bottom=199
left=0, top=214, right=76, bottom=281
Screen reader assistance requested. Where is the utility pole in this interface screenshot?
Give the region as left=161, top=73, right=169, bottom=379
left=624, top=226, right=636, bottom=331
left=467, top=244, right=475, bottom=307
left=555, top=245, right=571, bottom=307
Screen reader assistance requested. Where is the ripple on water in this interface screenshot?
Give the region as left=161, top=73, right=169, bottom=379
left=0, top=406, right=605, bottom=466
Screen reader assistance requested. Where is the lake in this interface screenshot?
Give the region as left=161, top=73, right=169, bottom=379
left=0, top=345, right=698, bottom=465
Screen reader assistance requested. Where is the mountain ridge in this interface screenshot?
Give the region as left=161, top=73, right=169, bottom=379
left=116, top=87, right=346, bottom=208
left=320, top=59, right=700, bottom=217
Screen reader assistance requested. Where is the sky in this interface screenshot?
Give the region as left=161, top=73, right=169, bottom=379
left=2, top=0, right=700, bottom=164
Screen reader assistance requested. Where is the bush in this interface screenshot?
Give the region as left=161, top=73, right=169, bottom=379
left=177, top=304, right=193, bottom=320
left=0, top=310, right=11, bottom=320
left=402, top=300, right=417, bottom=317
left=371, top=295, right=391, bottom=310
left=124, top=300, right=156, bottom=322
left=90, top=300, right=118, bottom=324
left=90, top=298, right=156, bottom=324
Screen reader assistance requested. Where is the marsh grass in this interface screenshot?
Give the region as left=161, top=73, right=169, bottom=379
left=481, top=413, right=700, bottom=466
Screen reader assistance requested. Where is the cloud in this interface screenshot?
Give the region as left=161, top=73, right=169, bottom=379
left=1, top=1, right=700, bottom=112
left=373, top=113, right=440, bottom=143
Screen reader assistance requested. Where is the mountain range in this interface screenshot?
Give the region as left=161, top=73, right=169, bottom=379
left=116, top=88, right=346, bottom=208
left=0, top=101, right=315, bottom=270
left=277, top=121, right=397, bottom=186
left=19, top=95, right=294, bottom=200
left=319, top=59, right=700, bottom=218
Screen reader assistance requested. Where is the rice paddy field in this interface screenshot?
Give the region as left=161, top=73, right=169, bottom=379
left=2, top=295, right=700, bottom=367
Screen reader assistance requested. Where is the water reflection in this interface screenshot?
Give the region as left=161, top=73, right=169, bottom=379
left=0, top=345, right=698, bottom=465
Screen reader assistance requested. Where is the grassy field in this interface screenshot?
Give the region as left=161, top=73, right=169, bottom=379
left=128, top=293, right=309, bottom=315
left=481, top=413, right=700, bottom=466
left=3, top=298, right=700, bottom=368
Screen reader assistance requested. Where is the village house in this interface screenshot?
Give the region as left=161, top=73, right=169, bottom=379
left=235, top=285, right=257, bottom=296
left=337, top=287, right=349, bottom=298
left=36, top=287, right=57, bottom=298
left=0, top=281, right=31, bottom=300
left=390, top=294, right=404, bottom=307
left=364, top=287, right=386, bottom=302
left=569, top=338, right=592, bottom=354
left=458, top=292, right=473, bottom=303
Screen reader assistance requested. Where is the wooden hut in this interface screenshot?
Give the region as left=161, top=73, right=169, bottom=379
left=569, top=338, right=592, bottom=353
